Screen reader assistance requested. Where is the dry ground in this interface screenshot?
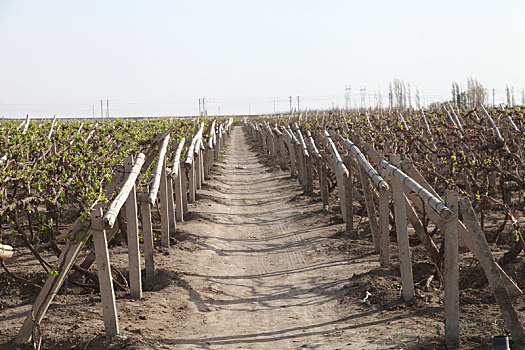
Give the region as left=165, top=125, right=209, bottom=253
left=1, top=126, right=524, bottom=349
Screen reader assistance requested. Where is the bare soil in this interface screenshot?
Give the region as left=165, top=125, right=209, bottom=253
left=2, top=126, right=525, bottom=349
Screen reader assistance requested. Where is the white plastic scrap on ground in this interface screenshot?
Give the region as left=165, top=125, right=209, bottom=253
left=235, top=165, right=247, bottom=169
left=361, top=291, right=372, bottom=303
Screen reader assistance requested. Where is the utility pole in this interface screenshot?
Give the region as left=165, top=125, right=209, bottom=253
left=360, top=86, right=366, bottom=110
left=289, top=96, right=292, bottom=114
left=198, top=98, right=202, bottom=116
left=297, top=96, right=300, bottom=113
left=106, top=100, right=109, bottom=118
left=202, top=98, right=206, bottom=116
left=100, top=100, right=103, bottom=118
left=345, top=85, right=351, bottom=112
left=492, top=89, right=495, bottom=107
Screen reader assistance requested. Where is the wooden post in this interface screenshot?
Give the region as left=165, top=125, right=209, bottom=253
left=286, top=137, right=297, bottom=177
left=355, top=136, right=380, bottom=251
left=379, top=169, right=390, bottom=267
left=174, top=162, right=184, bottom=221
left=195, top=151, right=201, bottom=190
left=390, top=154, right=415, bottom=301
left=295, top=143, right=305, bottom=185
left=141, top=188, right=155, bottom=279
left=214, top=136, right=220, bottom=160
left=159, top=160, right=170, bottom=248
left=444, top=190, right=459, bottom=349
left=402, top=161, right=522, bottom=297
left=181, top=165, right=188, bottom=213
left=279, top=136, right=287, bottom=170
left=334, top=164, right=347, bottom=222
left=91, top=205, right=120, bottom=337
left=459, top=198, right=525, bottom=343
left=188, top=162, right=196, bottom=202
left=203, top=149, right=210, bottom=179
left=15, top=224, right=89, bottom=343
left=200, top=148, right=205, bottom=183
left=167, top=173, right=176, bottom=236
left=124, top=156, right=143, bottom=299
left=342, top=155, right=354, bottom=233
left=317, top=155, right=329, bottom=208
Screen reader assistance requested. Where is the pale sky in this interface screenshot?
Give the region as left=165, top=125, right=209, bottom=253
left=0, top=0, right=524, bottom=117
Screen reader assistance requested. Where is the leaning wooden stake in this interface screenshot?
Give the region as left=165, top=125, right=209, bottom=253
left=390, top=154, right=415, bottom=301
left=15, top=222, right=89, bottom=344
left=402, top=161, right=522, bottom=297
left=444, top=190, right=459, bottom=349
left=91, top=205, right=120, bottom=337
left=124, top=156, right=143, bottom=299
left=459, top=198, right=525, bottom=344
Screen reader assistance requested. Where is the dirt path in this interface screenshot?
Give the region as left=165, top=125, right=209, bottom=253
left=156, top=126, right=396, bottom=349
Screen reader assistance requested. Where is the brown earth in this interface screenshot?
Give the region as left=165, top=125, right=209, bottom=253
left=1, top=126, right=525, bottom=349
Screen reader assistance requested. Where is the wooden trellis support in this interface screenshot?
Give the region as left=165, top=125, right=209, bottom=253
left=294, top=124, right=313, bottom=194
left=444, top=190, right=459, bottom=348
left=460, top=198, right=524, bottom=344
left=15, top=221, right=91, bottom=344
left=124, top=156, right=143, bottom=299
left=186, top=123, right=204, bottom=203
left=141, top=187, right=155, bottom=278
left=171, top=138, right=186, bottom=221
left=91, top=205, right=120, bottom=337
left=401, top=160, right=522, bottom=297
left=282, top=127, right=297, bottom=177
left=390, top=154, right=415, bottom=302
left=148, top=134, right=172, bottom=247
left=322, top=130, right=350, bottom=222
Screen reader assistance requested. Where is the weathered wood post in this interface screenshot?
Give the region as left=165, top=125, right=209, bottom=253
left=148, top=135, right=171, bottom=248
left=15, top=222, right=90, bottom=343
left=323, top=130, right=349, bottom=222
left=159, top=159, right=170, bottom=247
left=342, top=155, right=354, bottom=233
left=188, top=162, right=196, bottom=202
left=294, top=125, right=313, bottom=194
left=318, top=153, right=330, bottom=208
left=390, top=154, right=415, bottom=301
left=166, top=166, right=177, bottom=235
left=186, top=123, right=204, bottom=203
left=91, top=205, right=120, bottom=336
left=124, top=156, right=143, bottom=299
left=353, top=135, right=380, bottom=251
left=283, top=127, right=297, bottom=177
left=379, top=169, right=390, bottom=267
left=141, top=188, right=155, bottom=278
left=460, top=198, right=525, bottom=344
left=444, top=190, right=459, bottom=349
left=172, top=138, right=186, bottom=221
left=307, top=131, right=329, bottom=207
left=181, top=165, right=189, bottom=213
